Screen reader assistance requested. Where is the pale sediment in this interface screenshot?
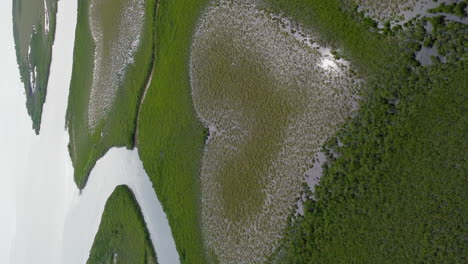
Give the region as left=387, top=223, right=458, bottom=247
left=87, top=0, right=145, bottom=131
left=190, top=0, right=360, bottom=263
left=27, top=28, right=37, bottom=94
left=347, top=0, right=419, bottom=21
left=44, top=0, right=50, bottom=34
left=348, top=0, right=464, bottom=23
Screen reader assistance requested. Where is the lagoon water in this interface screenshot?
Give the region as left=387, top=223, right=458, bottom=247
left=0, top=0, right=178, bottom=263
left=62, top=148, right=179, bottom=264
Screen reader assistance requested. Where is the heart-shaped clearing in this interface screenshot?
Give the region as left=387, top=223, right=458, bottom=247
left=190, top=1, right=359, bottom=262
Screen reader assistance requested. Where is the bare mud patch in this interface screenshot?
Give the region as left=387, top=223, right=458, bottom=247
left=349, top=0, right=467, bottom=24
left=348, top=0, right=419, bottom=21
left=190, top=0, right=360, bottom=263
left=88, top=0, right=145, bottom=131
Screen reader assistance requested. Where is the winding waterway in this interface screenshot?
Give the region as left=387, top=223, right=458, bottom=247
left=0, top=0, right=178, bottom=263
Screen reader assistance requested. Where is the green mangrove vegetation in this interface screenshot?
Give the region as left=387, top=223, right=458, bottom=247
left=66, top=0, right=156, bottom=189
left=12, top=0, right=58, bottom=133
left=87, top=185, right=157, bottom=264
left=429, top=1, right=468, bottom=18
left=61, top=0, right=466, bottom=262
left=138, top=0, right=466, bottom=262
left=280, top=64, right=467, bottom=264
left=263, top=0, right=467, bottom=263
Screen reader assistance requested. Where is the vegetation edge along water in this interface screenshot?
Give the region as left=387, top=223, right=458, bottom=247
left=66, top=0, right=157, bottom=189
left=87, top=185, right=158, bottom=264
left=71, top=0, right=466, bottom=262
left=12, top=0, right=58, bottom=133
left=66, top=0, right=209, bottom=262
left=137, top=0, right=211, bottom=263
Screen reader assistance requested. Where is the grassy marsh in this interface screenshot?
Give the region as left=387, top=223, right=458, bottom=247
left=136, top=0, right=210, bottom=262
left=87, top=185, right=157, bottom=264
left=12, top=0, right=57, bottom=133
left=66, top=0, right=156, bottom=189
left=87, top=0, right=146, bottom=130
left=67, top=0, right=211, bottom=262
left=67, top=0, right=466, bottom=263
left=190, top=1, right=359, bottom=262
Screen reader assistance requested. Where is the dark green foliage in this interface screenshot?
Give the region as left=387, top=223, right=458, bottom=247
left=331, top=49, right=341, bottom=60
left=281, top=62, right=467, bottom=264
left=423, top=36, right=434, bottom=47
left=265, top=0, right=467, bottom=263
left=429, top=2, right=468, bottom=18
left=87, top=185, right=158, bottom=264
left=429, top=20, right=468, bottom=63
left=363, top=16, right=377, bottom=29
left=428, top=15, right=445, bottom=31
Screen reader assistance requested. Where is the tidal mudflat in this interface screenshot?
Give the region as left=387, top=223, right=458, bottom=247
left=347, top=0, right=420, bottom=21
left=87, top=0, right=146, bottom=130
left=66, top=0, right=156, bottom=189
left=190, top=0, right=360, bottom=262
left=348, top=0, right=467, bottom=24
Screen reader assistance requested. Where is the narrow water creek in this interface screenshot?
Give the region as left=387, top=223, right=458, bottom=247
left=6, top=0, right=178, bottom=263
left=400, top=0, right=468, bottom=25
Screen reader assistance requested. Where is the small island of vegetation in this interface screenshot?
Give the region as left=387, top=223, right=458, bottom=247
left=12, top=0, right=58, bottom=133
left=87, top=185, right=158, bottom=264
